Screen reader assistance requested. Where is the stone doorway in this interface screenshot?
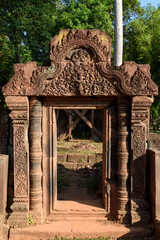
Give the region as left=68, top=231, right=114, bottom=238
left=42, top=97, right=117, bottom=219
left=2, top=29, right=158, bottom=227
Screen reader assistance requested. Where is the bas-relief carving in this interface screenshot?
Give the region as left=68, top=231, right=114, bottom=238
left=41, top=48, right=118, bottom=96
left=132, top=125, right=146, bottom=195
left=14, top=126, right=28, bottom=196
left=4, top=97, right=30, bottom=227
left=133, top=125, right=146, bottom=160
left=131, top=97, right=153, bottom=225
left=2, top=30, right=158, bottom=97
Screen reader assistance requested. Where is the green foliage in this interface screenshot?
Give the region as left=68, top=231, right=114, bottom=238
left=0, top=0, right=159, bottom=125
left=50, top=237, right=113, bottom=240
left=28, top=214, right=34, bottom=225
left=123, top=5, right=160, bottom=130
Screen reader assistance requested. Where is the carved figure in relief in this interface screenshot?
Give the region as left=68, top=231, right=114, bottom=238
left=2, top=29, right=158, bottom=97
left=42, top=47, right=118, bottom=96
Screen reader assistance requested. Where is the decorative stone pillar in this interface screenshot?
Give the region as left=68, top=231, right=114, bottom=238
left=5, top=96, right=29, bottom=227
left=29, top=98, right=43, bottom=223
left=117, top=98, right=130, bottom=223
left=131, top=96, right=153, bottom=225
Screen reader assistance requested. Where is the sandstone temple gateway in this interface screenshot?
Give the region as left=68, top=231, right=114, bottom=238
left=2, top=29, right=158, bottom=229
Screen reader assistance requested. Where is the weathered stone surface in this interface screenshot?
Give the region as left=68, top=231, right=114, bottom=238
left=63, top=162, right=77, bottom=169
left=0, top=155, right=9, bottom=217
left=68, top=154, right=87, bottom=163
left=131, top=96, right=153, bottom=225
left=1, top=29, right=158, bottom=229
left=96, top=154, right=102, bottom=163
left=88, top=154, right=95, bottom=164
left=5, top=96, right=29, bottom=228
left=2, top=30, right=158, bottom=97
left=148, top=149, right=160, bottom=237
left=57, top=153, right=67, bottom=162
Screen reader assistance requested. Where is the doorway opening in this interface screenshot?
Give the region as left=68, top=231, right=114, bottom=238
left=56, top=109, right=103, bottom=212
left=42, top=97, right=117, bottom=219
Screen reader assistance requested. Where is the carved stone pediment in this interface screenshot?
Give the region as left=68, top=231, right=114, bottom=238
left=2, top=30, right=158, bottom=97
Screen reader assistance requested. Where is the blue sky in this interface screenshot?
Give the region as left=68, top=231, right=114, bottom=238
left=139, top=0, right=160, bottom=8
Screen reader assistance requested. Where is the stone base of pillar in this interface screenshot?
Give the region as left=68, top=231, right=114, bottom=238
left=8, top=203, right=29, bottom=228
left=131, top=198, right=150, bottom=226
left=117, top=210, right=131, bottom=224
left=8, top=212, right=29, bottom=228
left=29, top=212, right=43, bottom=224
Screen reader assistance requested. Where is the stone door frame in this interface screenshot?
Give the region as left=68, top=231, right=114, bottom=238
left=42, top=96, right=114, bottom=218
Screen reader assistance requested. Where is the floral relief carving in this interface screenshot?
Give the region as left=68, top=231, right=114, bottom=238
left=41, top=48, right=118, bottom=96
left=133, top=125, right=145, bottom=160
left=2, top=30, right=158, bottom=97
left=14, top=126, right=28, bottom=197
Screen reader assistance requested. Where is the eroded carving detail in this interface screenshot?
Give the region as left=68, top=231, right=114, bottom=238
left=2, top=62, right=37, bottom=96
left=2, top=30, right=158, bottom=97
left=14, top=126, right=28, bottom=196
left=41, top=48, right=118, bottom=96
left=133, top=125, right=145, bottom=160
left=50, top=30, right=111, bottom=63
left=126, top=67, right=157, bottom=95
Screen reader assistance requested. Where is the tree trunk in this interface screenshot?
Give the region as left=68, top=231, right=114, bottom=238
left=114, top=0, right=123, bottom=66
left=15, top=52, right=22, bottom=63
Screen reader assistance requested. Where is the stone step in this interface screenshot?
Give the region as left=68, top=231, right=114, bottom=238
left=9, top=220, right=152, bottom=240
left=46, top=211, right=107, bottom=221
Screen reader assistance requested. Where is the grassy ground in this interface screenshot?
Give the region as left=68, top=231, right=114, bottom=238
left=57, top=140, right=103, bottom=155
left=48, top=236, right=155, bottom=240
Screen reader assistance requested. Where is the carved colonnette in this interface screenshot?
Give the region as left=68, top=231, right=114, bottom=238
left=117, top=98, right=130, bottom=223
left=131, top=96, right=153, bottom=225
left=5, top=96, right=29, bottom=227
left=29, top=98, right=43, bottom=223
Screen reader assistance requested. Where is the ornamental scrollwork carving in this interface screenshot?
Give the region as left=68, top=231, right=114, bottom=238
left=41, top=48, right=118, bottom=96
left=132, top=125, right=145, bottom=160
left=14, top=126, right=28, bottom=197
left=50, top=29, right=111, bottom=64
left=2, top=30, right=158, bottom=97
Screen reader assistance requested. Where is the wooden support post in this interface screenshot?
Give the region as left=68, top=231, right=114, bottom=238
left=60, top=110, right=88, bottom=141
left=73, top=109, right=102, bottom=139
left=68, top=110, right=72, bottom=141
left=91, top=110, right=94, bottom=140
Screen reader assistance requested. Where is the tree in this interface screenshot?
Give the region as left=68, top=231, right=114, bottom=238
left=0, top=0, right=143, bottom=91
left=123, top=5, right=160, bottom=130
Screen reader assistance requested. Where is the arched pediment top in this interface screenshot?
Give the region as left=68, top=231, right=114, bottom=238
left=2, top=30, right=158, bottom=97
left=50, top=29, right=112, bottom=64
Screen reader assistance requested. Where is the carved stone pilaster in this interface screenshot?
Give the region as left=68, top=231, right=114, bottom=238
left=131, top=96, right=153, bottom=225
left=29, top=98, right=43, bottom=223
left=117, top=98, right=130, bottom=223
left=5, top=96, right=29, bottom=227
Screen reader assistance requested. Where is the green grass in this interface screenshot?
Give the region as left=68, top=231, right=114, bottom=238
left=57, top=140, right=102, bottom=155
left=48, top=237, right=114, bottom=240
